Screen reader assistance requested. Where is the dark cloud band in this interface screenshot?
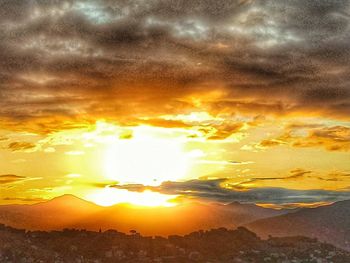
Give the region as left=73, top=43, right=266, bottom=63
left=111, top=178, right=350, bottom=204
left=0, top=0, right=350, bottom=131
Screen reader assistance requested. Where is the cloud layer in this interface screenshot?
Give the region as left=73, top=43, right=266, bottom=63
left=256, top=125, right=350, bottom=151
left=112, top=178, right=350, bottom=204
left=1, top=0, right=350, bottom=132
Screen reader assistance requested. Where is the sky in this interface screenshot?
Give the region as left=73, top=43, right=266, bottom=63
left=0, top=0, right=349, bottom=208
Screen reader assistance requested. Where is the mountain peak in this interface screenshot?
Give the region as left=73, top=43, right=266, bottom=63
left=50, top=194, right=81, bottom=201
left=39, top=194, right=99, bottom=209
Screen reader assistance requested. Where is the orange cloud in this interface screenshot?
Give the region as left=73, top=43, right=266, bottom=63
left=7, top=142, right=37, bottom=152
left=0, top=174, right=27, bottom=184
left=256, top=125, right=350, bottom=152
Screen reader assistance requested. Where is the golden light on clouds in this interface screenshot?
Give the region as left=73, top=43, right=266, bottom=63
left=1, top=116, right=350, bottom=208
left=0, top=0, right=349, bottom=223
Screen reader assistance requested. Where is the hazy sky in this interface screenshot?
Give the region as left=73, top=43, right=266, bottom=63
left=0, top=0, right=349, bottom=207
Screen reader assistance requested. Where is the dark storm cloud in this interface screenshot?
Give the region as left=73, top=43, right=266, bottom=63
left=112, top=178, right=350, bottom=204
left=0, top=0, right=350, bottom=130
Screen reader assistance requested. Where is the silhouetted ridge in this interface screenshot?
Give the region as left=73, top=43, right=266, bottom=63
left=0, top=195, right=288, bottom=235
left=246, top=199, right=350, bottom=251
left=1, top=224, right=349, bottom=262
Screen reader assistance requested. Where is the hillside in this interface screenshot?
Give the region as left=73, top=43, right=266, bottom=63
left=1, top=224, right=349, bottom=262
left=246, top=199, right=350, bottom=251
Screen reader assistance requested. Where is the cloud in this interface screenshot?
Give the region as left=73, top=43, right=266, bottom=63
left=258, top=201, right=333, bottom=209
left=293, top=125, right=350, bottom=151
left=258, top=139, right=285, bottom=148
left=0, top=174, right=42, bottom=185
left=288, top=169, right=313, bottom=179
left=0, top=174, right=27, bottom=184
left=206, top=123, right=245, bottom=140
left=315, top=171, right=350, bottom=182
left=1, top=197, right=47, bottom=202
left=7, top=142, right=37, bottom=152
left=44, top=147, right=56, bottom=153
left=139, top=118, right=191, bottom=129
left=0, top=0, right=349, bottom=132
left=255, top=125, right=350, bottom=151
left=197, top=160, right=254, bottom=166
left=237, top=168, right=350, bottom=185
left=111, top=178, right=350, bottom=204
left=138, top=116, right=247, bottom=140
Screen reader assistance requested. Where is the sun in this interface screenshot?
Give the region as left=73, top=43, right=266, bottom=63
left=83, top=125, right=191, bottom=207
left=103, top=127, right=190, bottom=186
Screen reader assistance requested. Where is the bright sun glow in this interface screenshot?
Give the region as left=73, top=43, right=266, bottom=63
left=86, top=187, right=177, bottom=207
left=103, top=127, right=190, bottom=186
left=83, top=123, right=191, bottom=207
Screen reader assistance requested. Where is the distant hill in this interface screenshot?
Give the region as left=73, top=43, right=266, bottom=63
left=0, top=195, right=287, bottom=236
left=245, top=199, right=350, bottom=251
left=0, top=194, right=102, bottom=230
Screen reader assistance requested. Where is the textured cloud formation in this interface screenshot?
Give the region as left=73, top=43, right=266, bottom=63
left=0, top=0, right=350, bottom=132
left=7, top=142, right=37, bottom=152
left=111, top=178, right=350, bottom=204
left=256, top=125, right=350, bottom=151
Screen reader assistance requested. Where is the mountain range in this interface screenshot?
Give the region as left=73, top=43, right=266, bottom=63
left=245, top=199, right=350, bottom=251
left=0, top=195, right=349, bottom=251
left=0, top=195, right=287, bottom=235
